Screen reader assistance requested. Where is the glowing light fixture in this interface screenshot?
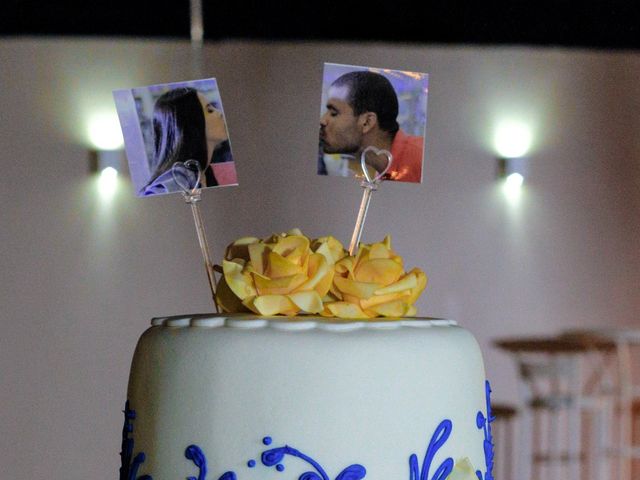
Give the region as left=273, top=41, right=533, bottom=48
left=496, top=155, right=527, bottom=201
left=87, top=112, right=124, bottom=151
left=494, top=121, right=532, bottom=159
left=494, top=121, right=532, bottom=202
left=88, top=148, right=126, bottom=202
left=89, top=149, right=126, bottom=174
left=87, top=109, right=126, bottom=201
left=98, top=166, right=119, bottom=199
left=505, top=172, right=524, bottom=189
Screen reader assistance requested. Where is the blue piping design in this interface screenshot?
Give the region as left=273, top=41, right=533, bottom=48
left=475, top=381, right=495, bottom=480
left=260, top=440, right=366, bottom=480
left=408, top=420, right=454, bottom=480
left=185, top=444, right=237, bottom=480
left=120, top=391, right=505, bottom=480
left=119, top=401, right=152, bottom=480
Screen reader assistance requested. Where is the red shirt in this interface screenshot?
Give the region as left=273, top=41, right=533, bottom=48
left=388, top=130, right=424, bottom=183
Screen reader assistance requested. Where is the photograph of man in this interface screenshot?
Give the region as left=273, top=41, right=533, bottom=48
left=319, top=65, right=428, bottom=183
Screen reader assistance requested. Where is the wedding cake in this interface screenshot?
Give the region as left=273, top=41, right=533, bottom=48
left=120, top=233, right=494, bottom=480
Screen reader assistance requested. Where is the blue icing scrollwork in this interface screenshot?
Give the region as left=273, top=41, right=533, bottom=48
left=120, top=401, right=152, bottom=480
left=121, top=384, right=508, bottom=480
left=409, top=420, right=454, bottom=480
left=185, top=444, right=237, bottom=480
left=475, top=381, right=495, bottom=480
left=258, top=439, right=366, bottom=480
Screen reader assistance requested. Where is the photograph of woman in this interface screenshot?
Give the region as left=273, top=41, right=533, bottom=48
left=114, top=78, right=238, bottom=197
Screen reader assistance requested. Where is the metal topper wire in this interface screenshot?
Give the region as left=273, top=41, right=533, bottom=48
left=171, top=160, right=220, bottom=313
left=348, top=146, right=393, bottom=256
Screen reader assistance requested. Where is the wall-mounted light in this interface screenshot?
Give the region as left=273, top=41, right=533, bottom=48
left=89, top=149, right=127, bottom=200
left=494, top=121, right=532, bottom=159
left=87, top=112, right=125, bottom=151
left=493, top=121, right=532, bottom=203
left=86, top=110, right=126, bottom=200
left=496, top=156, right=526, bottom=201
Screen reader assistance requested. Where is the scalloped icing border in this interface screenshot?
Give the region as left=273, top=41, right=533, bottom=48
left=150, top=314, right=457, bottom=332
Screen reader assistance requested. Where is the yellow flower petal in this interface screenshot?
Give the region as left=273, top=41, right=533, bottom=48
left=405, top=305, right=417, bottom=317
left=335, top=257, right=356, bottom=278
left=223, top=259, right=256, bottom=300
left=333, top=276, right=382, bottom=299
left=354, top=258, right=403, bottom=285
left=241, top=296, right=259, bottom=314
left=369, top=242, right=391, bottom=259
left=314, top=241, right=337, bottom=265
left=295, top=253, right=329, bottom=292
left=288, top=291, right=323, bottom=314
left=326, top=302, right=371, bottom=319
left=286, top=228, right=304, bottom=236
left=368, top=300, right=409, bottom=317
left=354, top=243, right=371, bottom=266
left=406, top=268, right=428, bottom=304
left=253, top=295, right=298, bottom=316
left=298, top=252, right=334, bottom=296
left=312, top=270, right=334, bottom=297
left=329, top=282, right=343, bottom=300
left=248, top=243, right=268, bottom=276
left=374, top=272, right=418, bottom=295
left=342, top=293, right=362, bottom=305
left=216, top=276, right=250, bottom=313
left=272, top=235, right=309, bottom=258
left=254, top=273, right=307, bottom=295
left=266, top=251, right=304, bottom=278
left=312, top=236, right=347, bottom=264
left=225, top=236, right=260, bottom=261
left=360, top=291, right=409, bottom=310
left=246, top=264, right=269, bottom=280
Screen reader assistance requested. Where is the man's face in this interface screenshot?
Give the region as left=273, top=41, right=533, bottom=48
left=319, top=85, right=362, bottom=154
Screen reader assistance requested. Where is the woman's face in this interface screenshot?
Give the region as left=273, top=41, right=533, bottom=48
left=198, top=93, right=228, bottom=145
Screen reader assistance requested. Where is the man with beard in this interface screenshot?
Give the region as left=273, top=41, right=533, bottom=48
left=319, top=70, right=423, bottom=183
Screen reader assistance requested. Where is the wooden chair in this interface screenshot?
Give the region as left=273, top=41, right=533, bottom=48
left=495, top=335, right=615, bottom=480
left=561, top=328, right=640, bottom=480
left=491, top=403, right=518, bottom=480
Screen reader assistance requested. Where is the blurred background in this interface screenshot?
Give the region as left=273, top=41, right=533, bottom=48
left=1, top=2, right=639, bottom=479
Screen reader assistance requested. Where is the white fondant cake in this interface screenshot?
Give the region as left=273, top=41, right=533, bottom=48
left=122, top=314, right=493, bottom=480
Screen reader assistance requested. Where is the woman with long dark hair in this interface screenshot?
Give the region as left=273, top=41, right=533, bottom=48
left=142, top=87, right=229, bottom=195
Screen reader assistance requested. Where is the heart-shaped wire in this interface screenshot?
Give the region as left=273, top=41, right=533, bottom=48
left=360, top=146, right=393, bottom=184
left=171, top=159, right=203, bottom=195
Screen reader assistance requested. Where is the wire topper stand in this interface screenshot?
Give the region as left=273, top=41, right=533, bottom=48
left=169, top=0, right=218, bottom=313
left=348, top=146, right=393, bottom=256
left=172, top=161, right=219, bottom=313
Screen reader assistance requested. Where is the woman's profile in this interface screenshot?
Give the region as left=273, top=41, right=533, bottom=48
left=142, top=87, right=229, bottom=195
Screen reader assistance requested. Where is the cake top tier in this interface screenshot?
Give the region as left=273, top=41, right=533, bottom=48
left=150, top=313, right=457, bottom=332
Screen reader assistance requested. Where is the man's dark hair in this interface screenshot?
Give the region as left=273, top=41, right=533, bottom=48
left=332, top=71, right=399, bottom=135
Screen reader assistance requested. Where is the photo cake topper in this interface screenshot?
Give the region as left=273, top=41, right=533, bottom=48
left=318, top=63, right=428, bottom=184
left=113, top=78, right=238, bottom=197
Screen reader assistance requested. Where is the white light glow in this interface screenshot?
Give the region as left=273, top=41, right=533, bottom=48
left=506, top=172, right=523, bottom=188
left=503, top=173, right=523, bottom=203
left=88, top=112, right=124, bottom=150
left=494, top=121, right=532, bottom=158
left=98, top=166, right=119, bottom=200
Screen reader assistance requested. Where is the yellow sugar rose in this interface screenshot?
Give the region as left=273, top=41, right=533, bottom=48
left=216, top=229, right=348, bottom=316
left=323, top=235, right=427, bottom=319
